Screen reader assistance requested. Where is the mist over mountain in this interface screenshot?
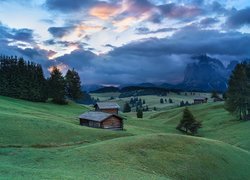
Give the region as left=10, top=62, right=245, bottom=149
left=85, top=55, right=240, bottom=92
left=179, top=55, right=232, bottom=91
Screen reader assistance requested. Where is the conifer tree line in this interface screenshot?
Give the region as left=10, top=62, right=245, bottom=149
left=0, top=55, right=83, bottom=104
left=225, top=62, right=250, bottom=120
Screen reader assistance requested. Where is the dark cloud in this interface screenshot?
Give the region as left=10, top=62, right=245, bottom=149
left=48, top=26, right=74, bottom=38
left=199, top=17, right=219, bottom=27
left=50, top=26, right=250, bottom=84
left=158, top=3, right=202, bottom=19
left=113, top=27, right=250, bottom=56
left=54, top=49, right=96, bottom=69
left=53, top=48, right=188, bottom=84
left=44, top=39, right=87, bottom=49
left=104, top=44, right=116, bottom=49
left=210, top=1, right=227, bottom=14
left=0, top=23, right=34, bottom=43
left=135, top=27, right=177, bottom=34
left=12, top=28, right=34, bottom=42
left=45, top=0, right=97, bottom=12
left=0, top=23, right=51, bottom=69
left=226, top=7, right=250, bottom=29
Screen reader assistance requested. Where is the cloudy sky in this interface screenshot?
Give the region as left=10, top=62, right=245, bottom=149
left=0, top=0, right=250, bottom=85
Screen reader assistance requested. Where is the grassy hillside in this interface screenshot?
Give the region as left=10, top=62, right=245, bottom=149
left=124, top=102, right=250, bottom=151
left=0, top=96, right=130, bottom=147
left=0, top=96, right=250, bottom=179
left=1, top=134, right=250, bottom=179
left=91, top=92, right=215, bottom=111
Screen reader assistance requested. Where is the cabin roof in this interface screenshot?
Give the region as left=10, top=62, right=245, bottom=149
left=79, top=111, right=122, bottom=122
left=94, top=102, right=120, bottom=109
left=194, top=97, right=207, bottom=101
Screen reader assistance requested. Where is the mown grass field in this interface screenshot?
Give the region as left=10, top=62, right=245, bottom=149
left=0, top=95, right=250, bottom=179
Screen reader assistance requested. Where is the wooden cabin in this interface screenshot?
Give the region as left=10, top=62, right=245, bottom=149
left=94, top=102, right=120, bottom=115
left=79, top=111, right=123, bottom=130
left=213, top=97, right=224, bottom=102
left=194, top=97, right=208, bottom=104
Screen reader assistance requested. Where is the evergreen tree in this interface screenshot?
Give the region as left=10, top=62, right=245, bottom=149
left=137, top=108, right=143, bottom=118
left=123, top=102, right=131, bottom=113
left=180, top=100, right=185, bottom=107
left=176, top=107, right=202, bottom=135
left=185, top=101, right=190, bottom=106
left=65, top=69, right=83, bottom=100
left=225, top=63, right=249, bottom=120
left=169, top=98, right=173, bottom=103
left=160, top=98, right=164, bottom=104
left=0, top=56, right=48, bottom=102
left=49, top=67, right=67, bottom=104
left=211, top=91, right=219, bottom=98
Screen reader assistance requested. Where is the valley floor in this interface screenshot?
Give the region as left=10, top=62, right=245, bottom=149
left=0, top=96, right=250, bottom=179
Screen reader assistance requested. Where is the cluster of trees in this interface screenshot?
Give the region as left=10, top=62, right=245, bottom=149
left=123, top=101, right=143, bottom=118
left=130, top=97, right=145, bottom=107
left=0, top=56, right=82, bottom=104
left=179, top=100, right=191, bottom=107
left=123, top=97, right=149, bottom=114
left=225, top=62, right=250, bottom=120
left=48, top=67, right=83, bottom=104
left=0, top=56, right=47, bottom=102
left=176, top=107, right=202, bottom=135
left=160, top=98, right=173, bottom=104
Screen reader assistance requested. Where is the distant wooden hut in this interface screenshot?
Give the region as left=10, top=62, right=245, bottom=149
left=94, top=102, right=120, bottom=115
left=79, top=112, right=123, bottom=130
left=194, top=97, right=208, bottom=104
left=213, top=97, right=224, bottom=102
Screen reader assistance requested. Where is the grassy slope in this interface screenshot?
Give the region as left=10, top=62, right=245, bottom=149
left=1, top=134, right=249, bottom=179
left=0, top=96, right=130, bottom=146
left=0, top=96, right=250, bottom=179
left=91, top=92, right=214, bottom=111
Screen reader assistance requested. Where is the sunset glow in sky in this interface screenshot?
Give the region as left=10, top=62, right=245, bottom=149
left=0, top=0, right=250, bottom=84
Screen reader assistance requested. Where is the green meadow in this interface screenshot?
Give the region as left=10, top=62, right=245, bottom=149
left=0, top=95, right=250, bottom=179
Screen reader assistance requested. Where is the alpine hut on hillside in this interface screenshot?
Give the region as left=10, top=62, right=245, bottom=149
left=79, top=111, right=123, bottom=130
left=193, top=97, right=208, bottom=104
left=79, top=102, right=123, bottom=130
left=94, top=102, right=120, bottom=115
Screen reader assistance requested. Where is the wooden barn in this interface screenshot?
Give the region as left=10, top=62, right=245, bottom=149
left=194, top=97, right=208, bottom=104
left=213, top=97, right=224, bottom=102
left=79, top=111, right=123, bottom=130
left=94, top=102, right=120, bottom=115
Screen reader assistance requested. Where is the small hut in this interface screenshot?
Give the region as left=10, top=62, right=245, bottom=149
left=94, top=102, right=120, bottom=115
left=79, top=111, right=123, bottom=130
left=194, top=97, right=208, bottom=104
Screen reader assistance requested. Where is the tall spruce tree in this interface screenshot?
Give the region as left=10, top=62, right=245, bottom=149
left=211, top=91, right=219, bottom=98
left=225, top=63, right=249, bottom=120
left=123, top=102, right=131, bottom=113
left=137, top=108, right=143, bottom=118
left=176, top=107, right=201, bottom=135
left=65, top=69, right=83, bottom=100
left=49, top=67, right=67, bottom=104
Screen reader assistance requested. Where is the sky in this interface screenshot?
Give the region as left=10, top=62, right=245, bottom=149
left=0, top=0, right=250, bottom=85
